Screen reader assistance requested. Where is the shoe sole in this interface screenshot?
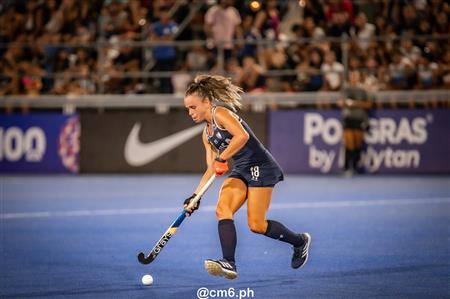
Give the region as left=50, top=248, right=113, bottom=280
left=204, top=260, right=237, bottom=280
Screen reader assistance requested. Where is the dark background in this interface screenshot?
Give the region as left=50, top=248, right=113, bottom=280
left=80, top=110, right=267, bottom=173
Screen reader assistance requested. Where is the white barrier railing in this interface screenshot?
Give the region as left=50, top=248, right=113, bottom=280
left=1, top=90, right=448, bottom=113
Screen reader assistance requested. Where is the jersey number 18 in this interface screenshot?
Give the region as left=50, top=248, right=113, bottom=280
left=250, top=166, right=260, bottom=181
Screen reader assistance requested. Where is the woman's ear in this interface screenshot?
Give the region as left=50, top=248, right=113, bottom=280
left=202, top=97, right=211, bottom=106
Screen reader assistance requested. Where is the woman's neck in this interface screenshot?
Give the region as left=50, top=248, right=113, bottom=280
left=205, top=105, right=214, bottom=124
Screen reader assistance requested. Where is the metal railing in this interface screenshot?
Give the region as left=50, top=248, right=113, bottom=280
left=1, top=90, right=448, bottom=114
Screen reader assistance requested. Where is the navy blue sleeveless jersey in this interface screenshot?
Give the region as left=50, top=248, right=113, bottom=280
left=206, top=106, right=284, bottom=187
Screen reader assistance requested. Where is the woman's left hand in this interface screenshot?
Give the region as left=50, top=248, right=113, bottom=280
left=214, top=157, right=229, bottom=176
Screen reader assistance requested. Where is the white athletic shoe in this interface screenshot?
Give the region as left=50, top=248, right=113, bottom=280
left=204, top=259, right=238, bottom=280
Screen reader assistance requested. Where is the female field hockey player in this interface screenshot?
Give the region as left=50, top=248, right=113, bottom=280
left=183, top=74, right=311, bottom=280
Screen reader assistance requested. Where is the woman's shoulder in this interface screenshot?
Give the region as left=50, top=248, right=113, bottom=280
left=214, top=105, right=234, bottom=116
left=214, top=106, right=241, bottom=126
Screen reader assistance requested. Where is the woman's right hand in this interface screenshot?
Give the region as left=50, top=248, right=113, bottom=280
left=214, top=157, right=229, bottom=176
left=183, top=193, right=201, bottom=216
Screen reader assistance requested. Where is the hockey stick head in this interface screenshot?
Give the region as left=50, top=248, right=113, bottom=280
left=138, top=252, right=155, bottom=264
left=137, top=227, right=176, bottom=265
left=137, top=175, right=216, bottom=265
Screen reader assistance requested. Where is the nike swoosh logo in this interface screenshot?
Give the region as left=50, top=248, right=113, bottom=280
left=124, top=123, right=204, bottom=167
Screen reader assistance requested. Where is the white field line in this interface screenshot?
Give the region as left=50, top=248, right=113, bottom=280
left=1, top=197, right=449, bottom=220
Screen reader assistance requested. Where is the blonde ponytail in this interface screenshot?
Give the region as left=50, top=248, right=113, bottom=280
left=185, top=75, right=243, bottom=111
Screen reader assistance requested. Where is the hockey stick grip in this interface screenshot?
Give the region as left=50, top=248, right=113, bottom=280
left=185, top=174, right=216, bottom=211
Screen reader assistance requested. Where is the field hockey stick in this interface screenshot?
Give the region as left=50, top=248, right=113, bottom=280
left=137, top=174, right=216, bottom=264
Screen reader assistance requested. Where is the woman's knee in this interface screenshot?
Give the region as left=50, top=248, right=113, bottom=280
left=216, top=204, right=233, bottom=220
left=248, top=219, right=267, bottom=234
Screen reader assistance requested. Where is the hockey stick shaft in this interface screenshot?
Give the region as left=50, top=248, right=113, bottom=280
left=138, top=174, right=216, bottom=264
left=185, top=174, right=216, bottom=211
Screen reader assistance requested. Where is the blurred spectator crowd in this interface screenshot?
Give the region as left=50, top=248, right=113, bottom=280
left=0, top=0, right=449, bottom=96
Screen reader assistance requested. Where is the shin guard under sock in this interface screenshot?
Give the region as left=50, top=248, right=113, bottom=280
left=264, top=220, right=304, bottom=247
left=218, top=219, right=237, bottom=262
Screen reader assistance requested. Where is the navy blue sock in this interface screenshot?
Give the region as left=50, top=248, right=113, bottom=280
left=350, top=150, right=357, bottom=170
left=264, top=220, right=304, bottom=247
left=344, top=148, right=351, bottom=170
left=353, top=148, right=361, bottom=170
left=218, top=219, right=236, bottom=263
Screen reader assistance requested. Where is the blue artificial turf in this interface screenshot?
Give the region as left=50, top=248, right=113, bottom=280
left=1, top=175, right=449, bottom=298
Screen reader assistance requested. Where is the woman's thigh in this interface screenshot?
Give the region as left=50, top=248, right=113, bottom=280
left=247, top=187, right=273, bottom=226
left=216, top=178, right=248, bottom=220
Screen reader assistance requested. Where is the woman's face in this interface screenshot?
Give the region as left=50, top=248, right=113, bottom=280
left=184, top=93, right=211, bottom=123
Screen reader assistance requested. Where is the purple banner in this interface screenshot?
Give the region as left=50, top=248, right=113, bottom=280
left=0, top=114, right=80, bottom=173
left=269, top=110, right=450, bottom=174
